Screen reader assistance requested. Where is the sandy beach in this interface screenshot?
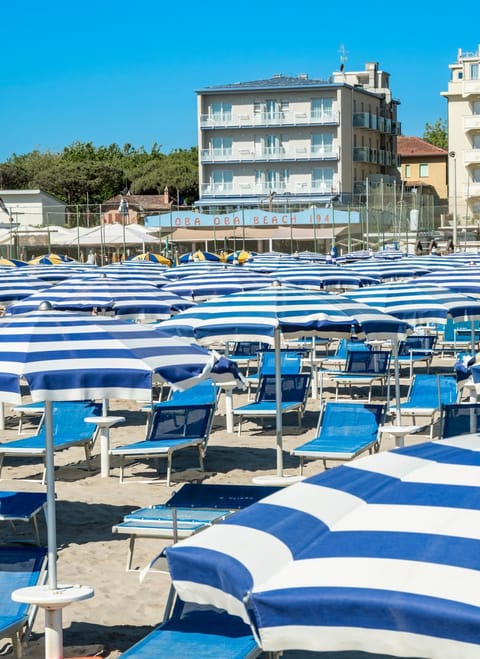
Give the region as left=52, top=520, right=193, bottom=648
left=0, top=353, right=454, bottom=658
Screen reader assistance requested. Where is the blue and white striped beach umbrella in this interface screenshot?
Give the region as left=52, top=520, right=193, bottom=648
left=342, top=282, right=480, bottom=326
left=167, top=434, right=480, bottom=658
left=162, top=269, right=274, bottom=301
left=271, top=266, right=379, bottom=290
left=160, top=284, right=411, bottom=481
left=0, top=307, right=245, bottom=657
left=5, top=276, right=193, bottom=319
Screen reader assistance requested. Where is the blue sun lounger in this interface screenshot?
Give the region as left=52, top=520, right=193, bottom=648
left=292, top=401, right=386, bottom=472
left=0, top=544, right=47, bottom=657
left=113, top=483, right=282, bottom=571
left=0, top=401, right=102, bottom=483
left=233, top=373, right=311, bottom=436
left=0, top=491, right=47, bottom=545
left=120, top=594, right=260, bottom=658
left=110, top=403, right=216, bottom=486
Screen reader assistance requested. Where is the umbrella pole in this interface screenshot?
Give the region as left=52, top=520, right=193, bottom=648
left=393, top=339, right=402, bottom=425
left=45, top=400, right=58, bottom=589
left=275, top=328, right=283, bottom=478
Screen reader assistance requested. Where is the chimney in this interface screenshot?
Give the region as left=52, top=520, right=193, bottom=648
left=163, top=185, right=169, bottom=204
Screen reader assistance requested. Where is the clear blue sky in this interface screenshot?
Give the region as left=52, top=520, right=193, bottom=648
left=1, top=1, right=478, bottom=161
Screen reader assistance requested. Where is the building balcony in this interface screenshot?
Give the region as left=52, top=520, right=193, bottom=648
left=199, top=110, right=340, bottom=129
left=464, top=149, right=480, bottom=165
left=465, top=182, right=480, bottom=198
left=200, top=146, right=339, bottom=164
left=462, top=80, right=480, bottom=97
left=464, top=115, right=480, bottom=131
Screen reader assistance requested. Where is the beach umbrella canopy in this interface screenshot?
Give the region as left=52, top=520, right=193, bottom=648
left=272, top=266, right=379, bottom=290
left=225, top=250, right=253, bottom=264
left=129, top=252, right=172, bottom=265
left=178, top=250, right=223, bottom=263
left=342, top=282, right=480, bottom=326
left=161, top=284, right=411, bottom=480
left=162, top=269, right=274, bottom=301
left=28, top=253, right=76, bottom=265
left=0, top=308, right=243, bottom=656
left=167, top=435, right=480, bottom=658
left=416, top=268, right=480, bottom=298
left=0, top=272, right=51, bottom=303
left=343, top=259, right=431, bottom=280
left=5, top=276, right=193, bottom=319
left=0, top=257, right=28, bottom=267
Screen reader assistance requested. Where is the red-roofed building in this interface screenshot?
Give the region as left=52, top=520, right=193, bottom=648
left=397, top=136, right=448, bottom=202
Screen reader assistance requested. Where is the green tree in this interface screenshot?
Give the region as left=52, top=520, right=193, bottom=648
left=423, top=118, right=448, bottom=150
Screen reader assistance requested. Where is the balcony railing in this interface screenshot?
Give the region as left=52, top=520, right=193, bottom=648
left=465, top=182, right=480, bottom=198
left=200, top=181, right=340, bottom=197
left=464, top=115, right=480, bottom=131
left=464, top=150, right=480, bottom=165
left=200, top=146, right=339, bottom=163
left=463, top=80, right=480, bottom=96
left=200, top=110, right=339, bottom=128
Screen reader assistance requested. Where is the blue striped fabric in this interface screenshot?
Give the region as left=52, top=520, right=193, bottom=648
left=159, top=284, right=412, bottom=345
left=166, top=436, right=480, bottom=657
left=343, top=282, right=480, bottom=325
left=0, top=310, right=225, bottom=404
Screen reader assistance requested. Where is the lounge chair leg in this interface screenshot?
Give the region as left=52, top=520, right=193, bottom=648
left=119, top=457, right=125, bottom=484
left=167, top=456, right=172, bottom=487
left=126, top=536, right=136, bottom=571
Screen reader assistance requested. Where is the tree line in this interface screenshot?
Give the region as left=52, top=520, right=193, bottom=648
left=0, top=142, right=199, bottom=205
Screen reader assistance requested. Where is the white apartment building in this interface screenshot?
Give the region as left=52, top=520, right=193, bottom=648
left=442, top=45, right=480, bottom=231
left=196, top=61, right=401, bottom=210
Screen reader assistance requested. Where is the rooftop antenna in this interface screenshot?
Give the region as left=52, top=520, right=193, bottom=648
left=338, top=44, right=349, bottom=72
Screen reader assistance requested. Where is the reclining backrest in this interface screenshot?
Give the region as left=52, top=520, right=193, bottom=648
left=317, top=401, right=385, bottom=443
left=257, top=374, right=310, bottom=404
left=440, top=402, right=480, bottom=439
left=344, top=350, right=390, bottom=374
left=148, top=404, right=216, bottom=442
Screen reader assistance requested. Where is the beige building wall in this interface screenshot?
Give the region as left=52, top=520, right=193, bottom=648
left=196, top=62, right=400, bottom=209
left=442, top=45, right=480, bottom=227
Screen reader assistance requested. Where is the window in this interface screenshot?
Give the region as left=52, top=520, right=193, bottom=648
left=211, top=136, right=232, bottom=156
left=311, top=97, right=333, bottom=119
left=211, top=102, right=232, bottom=121
left=212, top=170, right=233, bottom=190
left=311, top=133, right=333, bottom=154
left=471, top=63, right=479, bottom=80
left=473, top=168, right=480, bottom=183
left=405, top=164, right=411, bottom=178
left=312, top=167, right=333, bottom=191
left=266, top=169, right=289, bottom=189
left=265, top=135, right=282, bottom=156
left=473, top=101, right=480, bottom=115
left=473, top=135, right=480, bottom=149
left=419, top=163, right=429, bottom=177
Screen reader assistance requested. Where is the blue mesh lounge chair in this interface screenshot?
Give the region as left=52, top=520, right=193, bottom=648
left=140, top=379, right=219, bottom=426
left=0, top=544, right=47, bottom=657
left=440, top=402, right=480, bottom=439
left=226, top=341, right=269, bottom=375
left=0, top=491, right=47, bottom=545
left=331, top=350, right=391, bottom=402
left=291, top=401, right=385, bottom=472
left=233, top=373, right=311, bottom=436
left=390, top=374, right=458, bottom=439
left=397, top=334, right=437, bottom=378
left=0, top=401, right=102, bottom=483
left=120, top=592, right=260, bottom=658
left=110, top=403, right=216, bottom=486
left=113, top=483, right=282, bottom=571
left=245, top=350, right=303, bottom=399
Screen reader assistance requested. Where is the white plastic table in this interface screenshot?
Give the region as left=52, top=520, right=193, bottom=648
left=84, top=415, right=125, bottom=477
left=379, top=423, right=426, bottom=448
left=12, top=583, right=94, bottom=658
